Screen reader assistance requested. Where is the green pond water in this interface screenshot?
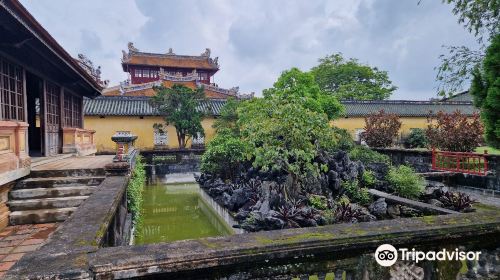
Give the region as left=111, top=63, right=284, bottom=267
left=135, top=183, right=233, bottom=245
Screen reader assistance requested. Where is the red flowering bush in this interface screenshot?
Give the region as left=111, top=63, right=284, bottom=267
left=362, top=110, right=402, bottom=148
left=426, top=111, right=483, bottom=152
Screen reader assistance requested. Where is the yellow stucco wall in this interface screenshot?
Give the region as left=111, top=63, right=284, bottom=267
left=332, top=117, right=431, bottom=140
left=85, top=115, right=433, bottom=153
left=84, top=116, right=217, bottom=153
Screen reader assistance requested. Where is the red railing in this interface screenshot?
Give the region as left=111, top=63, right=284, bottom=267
left=432, top=148, right=488, bottom=176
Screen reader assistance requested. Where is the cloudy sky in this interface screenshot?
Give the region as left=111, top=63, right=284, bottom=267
left=20, top=0, right=478, bottom=100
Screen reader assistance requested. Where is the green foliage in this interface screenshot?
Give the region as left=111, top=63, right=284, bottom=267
left=332, top=127, right=355, bottom=151
left=361, top=170, right=377, bottom=188
left=150, top=84, right=206, bottom=149
left=263, top=68, right=344, bottom=120
left=308, top=194, right=328, bottom=210
left=128, top=155, right=145, bottom=235
left=362, top=110, right=402, bottom=148
left=404, top=128, right=428, bottom=149
left=470, top=34, right=500, bottom=148
left=426, top=110, right=484, bottom=152
left=342, top=180, right=372, bottom=206
left=348, top=145, right=391, bottom=165
left=213, top=97, right=240, bottom=135
left=311, top=53, right=397, bottom=100
left=443, top=0, right=499, bottom=42
left=238, top=96, right=337, bottom=197
left=386, top=165, right=424, bottom=199
left=200, top=129, right=249, bottom=179
left=436, top=0, right=499, bottom=95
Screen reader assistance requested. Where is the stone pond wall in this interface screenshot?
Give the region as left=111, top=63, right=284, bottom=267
left=141, top=149, right=203, bottom=174
left=373, top=148, right=500, bottom=190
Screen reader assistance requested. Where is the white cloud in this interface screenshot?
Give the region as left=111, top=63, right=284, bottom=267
left=20, top=0, right=148, bottom=84
left=20, top=0, right=478, bottom=100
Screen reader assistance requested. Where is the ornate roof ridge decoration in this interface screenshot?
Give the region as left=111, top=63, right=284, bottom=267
left=75, top=54, right=109, bottom=88
left=340, top=99, right=474, bottom=105
left=119, top=80, right=161, bottom=94
left=198, top=82, right=238, bottom=97
left=121, top=43, right=219, bottom=68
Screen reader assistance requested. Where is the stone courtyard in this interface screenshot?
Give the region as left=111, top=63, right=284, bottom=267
left=0, top=223, right=58, bottom=277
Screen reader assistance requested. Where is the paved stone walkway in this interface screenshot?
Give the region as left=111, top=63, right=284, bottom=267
left=0, top=223, right=58, bottom=278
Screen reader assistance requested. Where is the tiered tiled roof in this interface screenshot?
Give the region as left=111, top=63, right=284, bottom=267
left=84, top=96, right=227, bottom=116
left=102, top=72, right=251, bottom=99
left=84, top=97, right=478, bottom=118
left=121, top=43, right=219, bottom=71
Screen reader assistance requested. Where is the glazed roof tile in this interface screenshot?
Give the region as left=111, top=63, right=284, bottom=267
left=84, top=97, right=478, bottom=117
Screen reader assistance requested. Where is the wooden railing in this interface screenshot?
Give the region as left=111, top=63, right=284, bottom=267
left=432, top=148, right=488, bottom=176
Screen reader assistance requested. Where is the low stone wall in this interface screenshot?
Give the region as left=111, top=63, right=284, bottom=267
left=373, top=148, right=500, bottom=189
left=142, top=149, right=204, bottom=174
left=373, top=148, right=432, bottom=173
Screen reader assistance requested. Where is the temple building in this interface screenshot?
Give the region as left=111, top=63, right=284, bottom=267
left=0, top=0, right=102, bottom=228
left=84, top=43, right=252, bottom=152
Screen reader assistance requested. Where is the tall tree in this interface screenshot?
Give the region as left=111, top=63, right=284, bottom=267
left=469, top=34, right=500, bottom=148
left=436, top=0, right=499, bottom=95
left=263, top=67, right=344, bottom=120
left=150, top=84, right=206, bottom=149
left=310, top=53, right=397, bottom=100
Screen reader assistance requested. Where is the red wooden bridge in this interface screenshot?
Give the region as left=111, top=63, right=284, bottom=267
left=432, top=149, right=489, bottom=176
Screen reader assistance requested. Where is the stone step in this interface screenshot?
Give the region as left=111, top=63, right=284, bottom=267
left=29, top=168, right=106, bottom=178
left=8, top=196, right=89, bottom=211
left=15, top=176, right=105, bottom=189
left=9, top=207, right=77, bottom=225
left=9, top=186, right=97, bottom=200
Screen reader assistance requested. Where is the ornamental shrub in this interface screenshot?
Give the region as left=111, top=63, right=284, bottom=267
left=386, top=165, right=424, bottom=199
left=332, top=127, right=355, bottom=151
left=128, top=155, right=145, bottom=237
left=308, top=194, right=328, bottom=210
left=362, top=110, right=402, bottom=148
left=200, top=129, right=248, bottom=180
left=403, top=128, right=428, bottom=149
left=425, top=110, right=483, bottom=152
left=361, top=170, right=377, bottom=188
left=342, top=180, right=372, bottom=206
left=348, top=145, right=390, bottom=165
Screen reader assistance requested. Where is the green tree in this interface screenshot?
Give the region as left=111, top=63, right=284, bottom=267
left=310, top=53, right=397, bottom=100
left=238, top=97, right=336, bottom=199
left=213, top=97, right=240, bottom=135
left=150, top=84, right=206, bottom=149
left=263, top=68, right=344, bottom=120
left=436, top=0, right=499, bottom=95
left=201, top=129, right=248, bottom=180
left=469, top=34, right=500, bottom=148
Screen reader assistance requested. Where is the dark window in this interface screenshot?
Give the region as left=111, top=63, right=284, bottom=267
left=63, top=92, right=82, bottom=128
left=0, top=57, right=24, bottom=121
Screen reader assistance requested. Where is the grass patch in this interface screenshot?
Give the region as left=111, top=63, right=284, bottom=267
left=475, top=146, right=500, bottom=155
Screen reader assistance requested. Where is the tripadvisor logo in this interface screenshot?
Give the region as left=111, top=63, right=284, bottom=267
left=374, top=244, right=481, bottom=267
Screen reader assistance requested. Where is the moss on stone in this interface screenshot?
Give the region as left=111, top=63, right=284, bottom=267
left=255, top=232, right=336, bottom=245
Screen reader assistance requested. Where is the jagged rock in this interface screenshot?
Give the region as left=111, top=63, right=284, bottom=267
left=365, top=162, right=390, bottom=181
left=428, top=199, right=444, bottom=208
left=264, top=215, right=285, bottom=229
left=358, top=213, right=377, bottom=222
left=400, top=206, right=422, bottom=217
left=369, top=198, right=387, bottom=218
left=259, top=199, right=270, bottom=215
left=234, top=210, right=250, bottom=221
left=227, top=188, right=250, bottom=211
left=387, top=204, right=401, bottom=218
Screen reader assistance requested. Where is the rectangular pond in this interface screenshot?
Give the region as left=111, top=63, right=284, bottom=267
left=135, top=182, right=234, bottom=245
